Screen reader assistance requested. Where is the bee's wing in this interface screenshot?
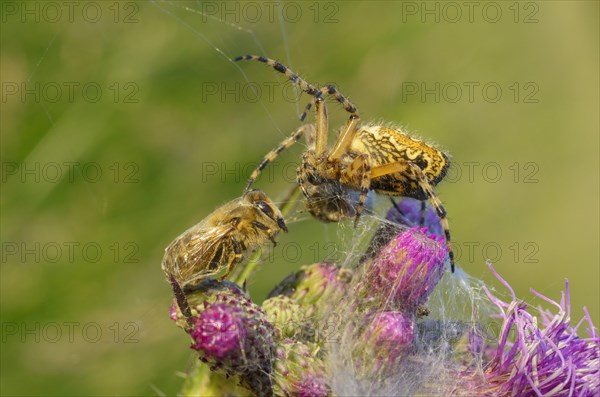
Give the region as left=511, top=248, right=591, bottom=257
left=162, top=220, right=236, bottom=285
left=182, top=222, right=235, bottom=262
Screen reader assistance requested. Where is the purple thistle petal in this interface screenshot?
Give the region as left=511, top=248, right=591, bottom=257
left=583, top=307, right=598, bottom=339
left=190, top=303, right=246, bottom=359
left=293, top=375, right=330, bottom=397
left=169, top=301, right=179, bottom=321
left=480, top=264, right=600, bottom=396
left=485, top=259, right=516, bottom=303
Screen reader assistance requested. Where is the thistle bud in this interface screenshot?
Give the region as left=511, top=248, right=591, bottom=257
left=268, top=263, right=352, bottom=320
left=362, top=198, right=444, bottom=264
left=353, top=311, right=415, bottom=378
left=364, top=312, right=415, bottom=360
left=262, top=295, right=310, bottom=341
left=366, top=226, right=447, bottom=312
left=273, top=339, right=330, bottom=397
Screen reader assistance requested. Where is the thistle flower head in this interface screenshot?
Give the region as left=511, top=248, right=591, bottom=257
left=169, top=280, right=276, bottom=397
left=367, top=226, right=448, bottom=311
left=189, top=303, right=247, bottom=359
left=477, top=262, right=600, bottom=396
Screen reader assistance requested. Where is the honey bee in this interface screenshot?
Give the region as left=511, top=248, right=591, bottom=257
left=161, top=189, right=287, bottom=298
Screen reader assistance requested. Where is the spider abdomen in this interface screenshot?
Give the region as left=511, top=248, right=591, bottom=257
left=350, top=125, right=450, bottom=187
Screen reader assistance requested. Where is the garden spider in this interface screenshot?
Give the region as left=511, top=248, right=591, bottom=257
left=234, top=55, right=455, bottom=272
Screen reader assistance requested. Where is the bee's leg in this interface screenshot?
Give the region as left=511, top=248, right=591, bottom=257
left=419, top=200, right=426, bottom=227
left=231, top=238, right=244, bottom=262
left=251, top=220, right=269, bottom=230
left=341, top=154, right=371, bottom=227
left=370, top=161, right=455, bottom=272
left=268, top=234, right=277, bottom=246
left=220, top=262, right=235, bottom=281
left=169, top=275, right=193, bottom=328
left=220, top=239, right=243, bottom=281
left=251, top=220, right=277, bottom=246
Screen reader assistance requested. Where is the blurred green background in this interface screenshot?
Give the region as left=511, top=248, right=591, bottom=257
left=1, top=1, right=598, bottom=395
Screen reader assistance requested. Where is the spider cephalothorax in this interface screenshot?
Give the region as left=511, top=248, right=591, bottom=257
left=301, top=177, right=355, bottom=223
left=235, top=55, right=455, bottom=272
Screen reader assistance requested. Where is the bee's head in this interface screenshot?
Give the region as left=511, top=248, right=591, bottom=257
left=244, top=189, right=288, bottom=232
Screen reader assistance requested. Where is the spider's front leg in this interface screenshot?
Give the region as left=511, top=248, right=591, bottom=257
left=419, top=200, right=427, bottom=226
left=313, top=95, right=329, bottom=155
left=300, top=83, right=359, bottom=123
left=244, top=124, right=310, bottom=193
left=303, top=83, right=360, bottom=159
left=296, top=165, right=310, bottom=200
left=294, top=95, right=331, bottom=199
left=297, top=150, right=319, bottom=200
